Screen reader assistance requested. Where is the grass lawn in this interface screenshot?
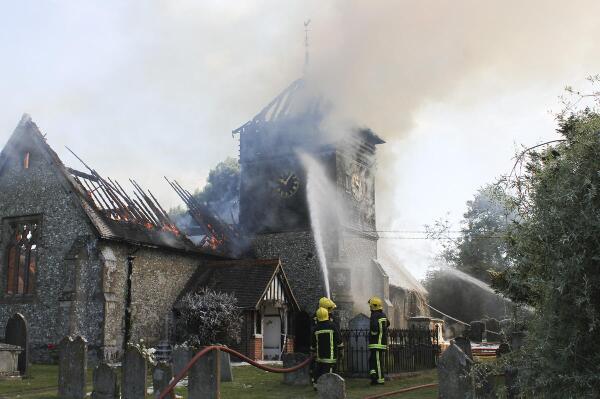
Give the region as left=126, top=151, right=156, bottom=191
left=0, top=364, right=438, bottom=399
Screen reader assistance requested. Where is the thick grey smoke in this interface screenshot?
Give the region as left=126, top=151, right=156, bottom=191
left=2, top=1, right=600, bottom=256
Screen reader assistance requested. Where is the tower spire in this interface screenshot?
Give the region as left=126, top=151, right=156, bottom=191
left=303, top=19, right=311, bottom=75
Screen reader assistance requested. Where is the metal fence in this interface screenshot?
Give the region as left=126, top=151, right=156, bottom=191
left=337, top=327, right=440, bottom=377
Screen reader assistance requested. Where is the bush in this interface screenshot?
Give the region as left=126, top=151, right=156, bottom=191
left=175, top=288, right=242, bottom=347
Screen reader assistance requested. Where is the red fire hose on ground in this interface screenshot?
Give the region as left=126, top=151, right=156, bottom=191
left=158, top=345, right=439, bottom=399
left=362, top=383, right=439, bottom=399
left=158, top=345, right=313, bottom=399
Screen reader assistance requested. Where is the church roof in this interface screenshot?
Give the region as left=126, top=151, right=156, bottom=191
left=0, top=115, right=221, bottom=256
left=177, top=258, right=299, bottom=310
left=233, top=78, right=327, bottom=135
left=232, top=77, right=385, bottom=145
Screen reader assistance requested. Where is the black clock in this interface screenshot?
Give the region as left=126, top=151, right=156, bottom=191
left=274, top=171, right=300, bottom=198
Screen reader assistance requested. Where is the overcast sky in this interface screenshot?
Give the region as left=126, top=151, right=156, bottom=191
left=1, top=1, right=600, bottom=280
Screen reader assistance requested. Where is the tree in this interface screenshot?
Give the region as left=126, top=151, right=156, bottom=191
left=169, top=157, right=240, bottom=223
left=424, top=185, right=514, bottom=323
left=194, top=157, right=240, bottom=204
left=492, top=107, right=600, bottom=396
left=440, top=185, right=513, bottom=282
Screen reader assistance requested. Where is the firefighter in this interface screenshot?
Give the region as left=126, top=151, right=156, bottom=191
left=367, top=296, right=390, bottom=385
left=314, top=297, right=337, bottom=323
left=310, top=307, right=343, bottom=387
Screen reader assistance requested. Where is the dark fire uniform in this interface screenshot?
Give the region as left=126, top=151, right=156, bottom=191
left=311, top=319, right=343, bottom=384
left=368, top=309, right=390, bottom=384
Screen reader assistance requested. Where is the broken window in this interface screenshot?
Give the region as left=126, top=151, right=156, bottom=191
left=5, top=219, right=39, bottom=296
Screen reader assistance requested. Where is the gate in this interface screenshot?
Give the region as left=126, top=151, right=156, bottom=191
left=338, top=326, right=440, bottom=377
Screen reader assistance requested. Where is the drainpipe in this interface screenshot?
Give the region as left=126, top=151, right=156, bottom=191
left=123, top=255, right=135, bottom=351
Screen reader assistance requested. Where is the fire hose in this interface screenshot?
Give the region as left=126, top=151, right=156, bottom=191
left=158, top=345, right=313, bottom=399
left=362, top=383, right=439, bottom=399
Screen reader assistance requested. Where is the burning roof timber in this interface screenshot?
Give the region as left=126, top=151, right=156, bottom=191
left=64, top=149, right=205, bottom=252
left=165, top=178, right=246, bottom=256
left=0, top=115, right=222, bottom=254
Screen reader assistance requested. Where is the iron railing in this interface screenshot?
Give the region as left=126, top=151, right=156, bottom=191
left=337, top=327, right=440, bottom=377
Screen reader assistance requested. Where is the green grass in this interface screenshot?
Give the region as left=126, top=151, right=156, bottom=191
left=0, top=364, right=438, bottom=399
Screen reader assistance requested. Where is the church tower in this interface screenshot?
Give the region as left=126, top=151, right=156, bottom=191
left=234, top=77, right=387, bottom=328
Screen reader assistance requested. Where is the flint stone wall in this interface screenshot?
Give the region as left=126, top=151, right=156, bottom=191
left=252, top=231, right=324, bottom=313
left=0, top=130, right=98, bottom=363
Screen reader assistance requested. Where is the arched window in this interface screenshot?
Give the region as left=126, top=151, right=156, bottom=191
left=5, top=221, right=38, bottom=296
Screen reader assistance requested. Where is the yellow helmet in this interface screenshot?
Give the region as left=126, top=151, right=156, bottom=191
left=316, top=307, right=329, bottom=322
left=368, top=296, right=383, bottom=311
left=319, top=297, right=337, bottom=312
left=326, top=299, right=337, bottom=311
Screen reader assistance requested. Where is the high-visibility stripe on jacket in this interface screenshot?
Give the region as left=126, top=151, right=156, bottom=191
left=368, top=310, right=390, bottom=350
left=311, top=320, right=343, bottom=363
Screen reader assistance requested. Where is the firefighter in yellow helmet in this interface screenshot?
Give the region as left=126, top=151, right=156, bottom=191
left=310, top=297, right=339, bottom=385
left=367, top=296, right=390, bottom=385
left=310, top=307, right=343, bottom=387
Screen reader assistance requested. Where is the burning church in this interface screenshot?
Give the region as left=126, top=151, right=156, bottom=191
left=0, top=75, right=428, bottom=363
left=0, top=115, right=298, bottom=362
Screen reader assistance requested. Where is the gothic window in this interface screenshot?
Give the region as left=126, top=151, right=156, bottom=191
left=23, top=152, right=30, bottom=169
left=5, top=219, right=39, bottom=296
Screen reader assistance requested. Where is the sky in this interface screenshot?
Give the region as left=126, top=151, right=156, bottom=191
left=1, top=1, right=600, bottom=280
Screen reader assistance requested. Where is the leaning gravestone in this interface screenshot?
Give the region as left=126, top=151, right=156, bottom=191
left=5, top=313, right=28, bottom=375
left=153, top=361, right=174, bottom=399
left=58, top=336, right=87, bottom=399
left=437, top=342, right=473, bottom=399
left=317, top=373, right=346, bottom=399
left=282, top=352, right=311, bottom=385
left=122, top=346, right=147, bottom=399
left=188, top=348, right=220, bottom=399
left=347, top=313, right=370, bottom=375
left=220, top=350, right=233, bottom=382
left=91, top=363, right=120, bottom=399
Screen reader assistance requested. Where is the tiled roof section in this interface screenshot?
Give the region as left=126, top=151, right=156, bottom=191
left=180, top=259, right=299, bottom=309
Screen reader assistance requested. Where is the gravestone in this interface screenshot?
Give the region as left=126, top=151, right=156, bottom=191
left=5, top=313, right=28, bottom=375
left=220, top=350, right=233, bottom=382
left=453, top=336, right=473, bottom=360
left=153, top=361, right=174, bottom=399
left=437, top=342, right=473, bottom=399
left=91, top=363, right=120, bottom=399
left=496, top=342, right=511, bottom=358
left=511, top=331, right=525, bottom=351
left=188, top=349, right=220, bottom=399
left=0, top=343, right=23, bottom=377
left=316, top=373, right=346, bottom=399
left=347, top=314, right=370, bottom=375
left=282, top=352, right=311, bottom=385
left=505, top=366, right=519, bottom=399
left=171, top=346, right=192, bottom=377
left=122, top=346, right=147, bottom=399
left=469, top=321, right=485, bottom=342
left=58, top=336, right=87, bottom=399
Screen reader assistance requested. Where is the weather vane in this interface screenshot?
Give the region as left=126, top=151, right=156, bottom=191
left=304, top=19, right=311, bottom=75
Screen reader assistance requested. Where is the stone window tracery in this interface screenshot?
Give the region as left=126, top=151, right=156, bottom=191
left=5, top=219, right=39, bottom=296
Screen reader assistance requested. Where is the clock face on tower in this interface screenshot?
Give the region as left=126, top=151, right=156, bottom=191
left=274, top=171, right=300, bottom=198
